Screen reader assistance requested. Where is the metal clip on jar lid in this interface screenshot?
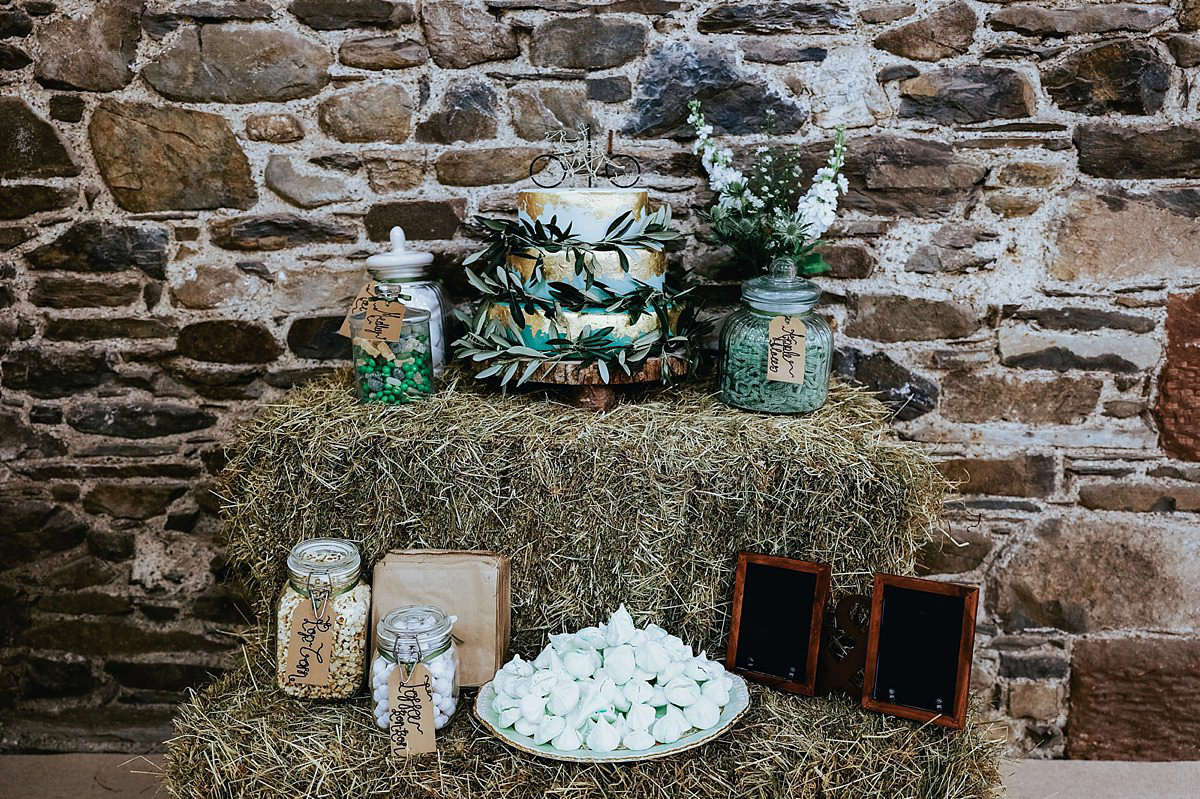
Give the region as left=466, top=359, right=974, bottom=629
left=286, top=538, right=362, bottom=594
left=367, top=226, right=434, bottom=281
left=378, top=605, right=456, bottom=663
left=741, top=258, right=822, bottom=316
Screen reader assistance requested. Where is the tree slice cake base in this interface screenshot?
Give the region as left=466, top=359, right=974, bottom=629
left=524, top=356, right=690, bottom=411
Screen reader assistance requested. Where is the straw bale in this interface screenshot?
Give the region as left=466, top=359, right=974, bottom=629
left=218, top=372, right=951, bottom=656
left=161, top=373, right=1001, bottom=799
left=163, top=633, right=1002, bottom=799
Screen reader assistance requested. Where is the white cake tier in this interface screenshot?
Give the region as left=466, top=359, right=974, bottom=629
left=507, top=246, right=666, bottom=298
left=518, top=188, right=649, bottom=243
left=485, top=302, right=681, bottom=351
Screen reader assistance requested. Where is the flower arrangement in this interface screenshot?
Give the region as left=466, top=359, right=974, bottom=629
left=688, top=100, right=848, bottom=278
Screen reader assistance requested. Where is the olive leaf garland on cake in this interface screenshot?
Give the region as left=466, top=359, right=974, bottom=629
left=453, top=188, right=709, bottom=387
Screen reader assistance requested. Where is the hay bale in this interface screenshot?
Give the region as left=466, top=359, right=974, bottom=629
left=163, top=373, right=1001, bottom=798
left=218, top=371, right=951, bottom=656
left=163, top=633, right=1002, bottom=799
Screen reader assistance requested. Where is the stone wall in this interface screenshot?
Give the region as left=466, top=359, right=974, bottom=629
left=1, top=0, right=1198, bottom=760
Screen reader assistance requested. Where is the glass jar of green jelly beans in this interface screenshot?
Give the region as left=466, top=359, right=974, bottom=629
left=367, top=226, right=448, bottom=375
left=350, top=307, right=434, bottom=405
left=718, top=259, right=833, bottom=414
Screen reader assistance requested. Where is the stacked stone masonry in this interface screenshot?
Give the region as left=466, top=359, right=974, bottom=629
left=0, top=0, right=1198, bottom=761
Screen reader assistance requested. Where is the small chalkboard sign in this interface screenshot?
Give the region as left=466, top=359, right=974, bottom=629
left=726, top=553, right=831, bottom=696
left=862, top=574, right=978, bottom=730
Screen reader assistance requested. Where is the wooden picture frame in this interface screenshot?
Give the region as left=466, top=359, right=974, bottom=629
left=861, top=573, right=979, bottom=730
left=726, top=553, right=832, bottom=696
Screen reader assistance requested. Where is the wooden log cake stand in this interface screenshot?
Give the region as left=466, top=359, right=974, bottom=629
left=524, top=355, right=689, bottom=411
left=161, top=372, right=1002, bottom=799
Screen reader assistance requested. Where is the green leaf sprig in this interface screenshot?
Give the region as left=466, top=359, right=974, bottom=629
left=463, top=206, right=681, bottom=289
left=452, top=301, right=710, bottom=388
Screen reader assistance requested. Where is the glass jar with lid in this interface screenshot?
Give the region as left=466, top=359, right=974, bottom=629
left=370, top=605, right=460, bottom=731
left=367, top=226, right=448, bottom=374
left=276, top=538, right=371, bottom=699
left=350, top=306, right=434, bottom=404
left=718, top=258, right=833, bottom=414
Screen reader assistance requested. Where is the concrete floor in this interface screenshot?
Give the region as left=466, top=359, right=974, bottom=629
left=2, top=753, right=1199, bottom=797
left=1002, top=759, right=1200, bottom=799
left=0, top=754, right=164, bottom=798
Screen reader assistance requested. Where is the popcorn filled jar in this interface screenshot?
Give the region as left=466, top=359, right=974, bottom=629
left=371, top=605, right=460, bottom=731
left=350, top=304, right=434, bottom=405
left=718, top=259, right=833, bottom=414
left=276, top=539, right=371, bottom=699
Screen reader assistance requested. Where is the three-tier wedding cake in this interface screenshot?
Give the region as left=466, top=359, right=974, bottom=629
left=484, top=188, right=678, bottom=348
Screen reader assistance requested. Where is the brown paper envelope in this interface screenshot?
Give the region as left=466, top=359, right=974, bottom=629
left=371, top=550, right=510, bottom=688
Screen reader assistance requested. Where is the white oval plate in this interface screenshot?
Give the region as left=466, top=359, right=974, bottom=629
left=473, top=673, right=751, bottom=764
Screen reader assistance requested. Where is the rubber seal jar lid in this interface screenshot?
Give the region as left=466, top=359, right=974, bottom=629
left=367, top=226, right=434, bottom=280
left=741, top=258, right=822, bottom=315
left=377, top=605, right=456, bottom=662
left=286, top=538, right=362, bottom=593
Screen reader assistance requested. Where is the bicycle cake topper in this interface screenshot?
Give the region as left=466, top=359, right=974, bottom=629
left=529, top=125, right=642, bottom=189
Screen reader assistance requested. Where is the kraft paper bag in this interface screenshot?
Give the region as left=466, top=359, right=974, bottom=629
left=371, top=550, right=510, bottom=688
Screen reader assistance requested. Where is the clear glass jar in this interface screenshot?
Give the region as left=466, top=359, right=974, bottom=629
left=371, top=605, right=460, bottom=731
left=350, top=304, right=434, bottom=405
left=367, top=226, right=448, bottom=374
left=377, top=276, right=447, bottom=375
left=718, top=259, right=833, bottom=414
left=276, top=538, right=371, bottom=699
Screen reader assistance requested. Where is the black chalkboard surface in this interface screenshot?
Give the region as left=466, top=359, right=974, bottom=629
left=726, top=554, right=831, bottom=696
left=862, top=574, right=978, bottom=729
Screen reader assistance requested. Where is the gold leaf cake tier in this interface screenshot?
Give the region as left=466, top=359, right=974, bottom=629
left=514, top=188, right=665, bottom=296
left=518, top=188, right=648, bottom=242
left=508, top=247, right=666, bottom=296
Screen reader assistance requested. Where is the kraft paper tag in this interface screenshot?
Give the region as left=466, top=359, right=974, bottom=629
left=282, top=598, right=334, bottom=688
left=338, top=281, right=381, bottom=337
left=388, top=661, right=436, bottom=756
left=358, top=299, right=407, bottom=343
left=766, top=315, right=807, bottom=384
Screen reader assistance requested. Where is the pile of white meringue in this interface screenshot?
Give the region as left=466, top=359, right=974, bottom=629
left=489, top=606, right=736, bottom=753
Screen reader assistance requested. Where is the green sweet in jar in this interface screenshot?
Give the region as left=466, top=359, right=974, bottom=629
left=351, top=335, right=434, bottom=405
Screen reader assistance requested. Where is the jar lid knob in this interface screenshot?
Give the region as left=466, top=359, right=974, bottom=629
left=366, top=225, right=434, bottom=272
left=390, top=225, right=407, bottom=253
left=770, top=257, right=797, bottom=280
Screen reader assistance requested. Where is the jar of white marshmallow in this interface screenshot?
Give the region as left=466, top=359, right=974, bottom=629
left=372, top=605, right=459, bottom=731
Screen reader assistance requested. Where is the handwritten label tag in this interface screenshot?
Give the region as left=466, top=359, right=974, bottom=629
left=766, top=315, right=807, bottom=384
left=338, top=281, right=381, bottom=338
left=387, top=661, right=436, bottom=757
left=357, top=299, right=407, bottom=343
left=283, top=599, right=334, bottom=688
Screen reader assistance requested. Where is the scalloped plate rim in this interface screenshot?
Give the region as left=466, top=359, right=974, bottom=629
left=472, top=672, right=751, bottom=764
